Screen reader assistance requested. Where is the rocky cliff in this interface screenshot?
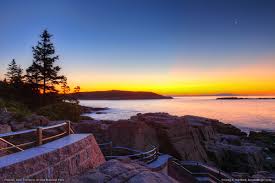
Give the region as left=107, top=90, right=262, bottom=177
left=1, top=109, right=274, bottom=175
left=74, top=113, right=274, bottom=174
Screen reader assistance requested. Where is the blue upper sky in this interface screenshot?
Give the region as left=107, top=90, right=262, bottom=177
left=0, top=0, right=275, bottom=94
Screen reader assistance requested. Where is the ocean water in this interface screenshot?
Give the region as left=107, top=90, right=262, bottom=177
left=80, top=96, right=275, bottom=132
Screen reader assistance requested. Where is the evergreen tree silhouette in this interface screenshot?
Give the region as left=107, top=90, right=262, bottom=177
left=61, top=77, right=70, bottom=95
left=26, top=30, right=64, bottom=95
left=5, top=59, right=23, bottom=86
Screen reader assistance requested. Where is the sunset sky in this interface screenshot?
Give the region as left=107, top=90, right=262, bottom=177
left=0, top=0, right=275, bottom=95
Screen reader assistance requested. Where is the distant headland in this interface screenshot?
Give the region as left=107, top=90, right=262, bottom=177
left=217, top=97, right=275, bottom=100
left=71, top=90, right=173, bottom=100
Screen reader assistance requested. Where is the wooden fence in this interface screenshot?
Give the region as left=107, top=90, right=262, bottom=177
left=0, top=121, right=74, bottom=154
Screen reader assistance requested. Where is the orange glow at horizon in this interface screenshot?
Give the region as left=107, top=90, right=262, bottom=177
left=65, top=57, right=275, bottom=96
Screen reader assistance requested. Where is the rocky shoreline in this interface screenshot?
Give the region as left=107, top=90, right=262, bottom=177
left=72, top=113, right=275, bottom=176
left=0, top=109, right=274, bottom=178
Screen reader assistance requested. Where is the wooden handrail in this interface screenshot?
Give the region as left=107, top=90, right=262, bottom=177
left=0, top=129, right=36, bottom=138
left=0, top=138, right=24, bottom=151
left=0, top=121, right=74, bottom=154
left=42, top=132, right=67, bottom=142
left=41, top=122, right=67, bottom=130
left=0, top=141, right=36, bottom=151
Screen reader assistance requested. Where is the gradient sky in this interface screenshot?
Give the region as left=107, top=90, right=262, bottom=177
left=0, top=0, right=275, bottom=95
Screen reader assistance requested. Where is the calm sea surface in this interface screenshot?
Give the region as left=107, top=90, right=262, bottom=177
left=80, top=96, right=275, bottom=132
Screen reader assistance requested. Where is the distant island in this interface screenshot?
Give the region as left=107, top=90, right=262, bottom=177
left=217, top=97, right=275, bottom=100
left=71, top=90, right=173, bottom=100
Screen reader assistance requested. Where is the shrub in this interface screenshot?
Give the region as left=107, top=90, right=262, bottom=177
left=0, top=98, right=31, bottom=120
left=36, top=102, right=81, bottom=122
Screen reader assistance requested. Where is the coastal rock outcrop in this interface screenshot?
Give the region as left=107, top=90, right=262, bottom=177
left=0, top=111, right=50, bottom=132
left=74, top=113, right=271, bottom=174
left=70, top=159, right=178, bottom=183
left=73, top=120, right=112, bottom=144
left=0, top=124, right=11, bottom=133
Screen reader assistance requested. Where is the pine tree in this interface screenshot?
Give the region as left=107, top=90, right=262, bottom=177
left=61, top=77, right=70, bottom=95
left=26, top=30, right=64, bottom=94
left=5, top=59, right=23, bottom=85
left=74, top=86, right=80, bottom=93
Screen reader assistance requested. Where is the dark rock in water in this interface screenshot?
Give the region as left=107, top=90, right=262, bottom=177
left=80, top=105, right=109, bottom=114
left=80, top=116, right=94, bottom=120
left=70, top=159, right=178, bottom=183
left=95, top=111, right=107, bottom=114
left=96, top=111, right=107, bottom=114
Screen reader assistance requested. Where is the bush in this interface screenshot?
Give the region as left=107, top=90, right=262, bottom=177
left=0, top=98, right=5, bottom=108
left=36, top=102, right=81, bottom=122
left=0, top=98, right=31, bottom=120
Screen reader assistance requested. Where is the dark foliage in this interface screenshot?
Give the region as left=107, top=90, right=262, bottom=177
left=5, top=59, right=23, bottom=86
left=36, top=102, right=81, bottom=122
left=0, top=30, right=81, bottom=121
left=26, top=30, right=65, bottom=96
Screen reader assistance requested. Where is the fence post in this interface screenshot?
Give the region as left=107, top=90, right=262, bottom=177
left=66, top=121, right=71, bottom=135
left=155, top=146, right=158, bottom=160
left=110, top=141, right=113, bottom=156
left=36, top=127, right=42, bottom=146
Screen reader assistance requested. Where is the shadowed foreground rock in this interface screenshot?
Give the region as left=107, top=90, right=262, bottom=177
left=70, top=159, right=178, bottom=183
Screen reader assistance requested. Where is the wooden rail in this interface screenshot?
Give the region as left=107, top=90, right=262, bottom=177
left=0, top=121, right=74, bottom=154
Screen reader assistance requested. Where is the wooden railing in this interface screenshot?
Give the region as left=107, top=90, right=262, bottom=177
left=0, top=121, right=74, bottom=154
left=99, top=142, right=159, bottom=164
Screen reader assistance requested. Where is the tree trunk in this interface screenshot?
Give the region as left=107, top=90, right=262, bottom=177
left=43, top=78, right=46, bottom=95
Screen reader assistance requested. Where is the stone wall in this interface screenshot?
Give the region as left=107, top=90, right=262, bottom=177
left=0, top=134, right=105, bottom=182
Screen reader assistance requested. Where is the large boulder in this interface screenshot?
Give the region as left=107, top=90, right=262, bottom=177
left=129, top=113, right=213, bottom=161
left=9, top=121, right=25, bottom=131
left=24, top=114, right=49, bottom=128
left=0, top=111, right=14, bottom=125
left=70, top=159, right=178, bottom=183
left=0, top=111, right=50, bottom=131
left=107, top=119, right=158, bottom=150
left=73, top=120, right=112, bottom=144
left=206, top=142, right=266, bottom=173
left=0, top=124, right=11, bottom=133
